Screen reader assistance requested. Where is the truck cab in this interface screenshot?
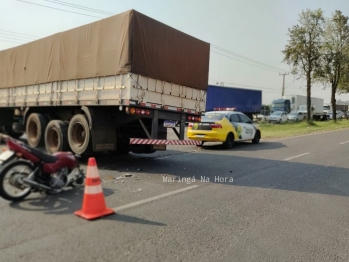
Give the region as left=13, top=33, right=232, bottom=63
left=271, top=99, right=291, bottom=113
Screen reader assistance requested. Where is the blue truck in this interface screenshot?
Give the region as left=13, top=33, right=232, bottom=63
left=205, top=85, right=262, bottom=119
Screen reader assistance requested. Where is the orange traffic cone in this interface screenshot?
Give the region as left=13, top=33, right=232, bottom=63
left=75, top=157, right=114, bottom=220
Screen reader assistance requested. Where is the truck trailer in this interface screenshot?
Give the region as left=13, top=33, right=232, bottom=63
left=205, top=85, right=262, bottom=120
left=271, top=95, right=327, bottom=121
left=0, top=10, right=210, bottom=155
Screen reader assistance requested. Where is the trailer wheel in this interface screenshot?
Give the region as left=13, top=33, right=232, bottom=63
left=26, top=113, right=49, bottom=147
left=68, top=114, right=92, bottom=155
left=45, top=120, right=69, bottom=154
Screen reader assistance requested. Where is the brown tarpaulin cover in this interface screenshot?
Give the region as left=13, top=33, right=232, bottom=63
left=0, top=10, right=210, bottom=90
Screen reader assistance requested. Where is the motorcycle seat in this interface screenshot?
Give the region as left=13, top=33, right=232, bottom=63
left=25, top=145, right=58, bottom=163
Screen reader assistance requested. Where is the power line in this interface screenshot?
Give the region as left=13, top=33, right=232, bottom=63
left=0, top=30, right=40, bottom=38
left=211, top=50, right=281, bottom=73
left=0, top=32, right=37, bottom=40
left=16, top=0, right=104, bottom=19
left=44, top=0, right=114, bottom=15
left=0, top=35, right=27, bottom=43
left=211, top=44, right=287, bottom=72
left=209, top=79, right=302, bottom=92
left=0, top=38, right=25, bottom=44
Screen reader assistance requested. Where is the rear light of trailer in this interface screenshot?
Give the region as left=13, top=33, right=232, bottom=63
left=210, top=123, right=222, bottom=129
left=188, top=115, right=201, bottom=122
left=128, top=107, right=151, bottom=116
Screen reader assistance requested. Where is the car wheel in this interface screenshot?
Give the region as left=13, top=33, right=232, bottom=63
left=252, top=131, right=260, bottom=144
left=223, top=133, right=234, bottom=149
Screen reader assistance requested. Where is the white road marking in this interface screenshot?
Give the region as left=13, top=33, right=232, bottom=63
left=339, top=141, right=349, bottom=145
left=113, top=185, right=199, bottom=212
left=284, top=153, right=310, bottom=161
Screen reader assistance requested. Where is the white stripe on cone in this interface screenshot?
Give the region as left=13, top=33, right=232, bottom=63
left=86, top=166, right=99, bottom=178
left=85, top=184, right=103, bottom=195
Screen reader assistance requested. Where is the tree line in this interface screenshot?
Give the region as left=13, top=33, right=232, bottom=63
left=283, top=9, right=349, bottom=122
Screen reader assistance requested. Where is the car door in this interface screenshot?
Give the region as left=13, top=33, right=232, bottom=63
left=229, top=114, right=242, bottom=141
left=282, top=112, right=288, bottom=122
left=237, top=114, right=255, bottom=140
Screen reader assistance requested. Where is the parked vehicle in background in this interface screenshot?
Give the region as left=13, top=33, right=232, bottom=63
left=327, top=110, right=345, bottom=120
left=271, top=95, right=327, bottom=120
left=268, top=111, right=288, bottom=123
left=323, top=103, right=348, bottom=114
left=323, top=105, right=331, bottom=114
left=344, top=111, right=349, bottom=119
left=287, top=111, right=304, bottom=122
left=205, top=85, right=262, bottom=120
left=337, top=111, right=345, bottom=119
left=187, top=110, right=261, bottom=148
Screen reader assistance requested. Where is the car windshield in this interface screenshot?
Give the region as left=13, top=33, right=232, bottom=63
left=202, top=113, right=226, bottom=121
left=271, top=112, right=282, bottom=116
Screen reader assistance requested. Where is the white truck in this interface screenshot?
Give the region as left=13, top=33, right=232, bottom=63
left=0, top=9, right=209, bottom=155
left=271, top=95, right=327, bottom=120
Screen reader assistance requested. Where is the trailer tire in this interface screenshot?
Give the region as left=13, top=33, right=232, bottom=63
left=68, top=114, right=92, bottom=155
left=26, top=113, right=49, bottom=147
left=45, top=120, right=69, bottom=154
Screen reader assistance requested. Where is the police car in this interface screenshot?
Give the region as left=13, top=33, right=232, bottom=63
left=187, top=109, right=261, bottom=148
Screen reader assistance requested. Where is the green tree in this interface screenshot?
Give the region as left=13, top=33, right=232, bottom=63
left=314, top=10, right=349, bottom=121
left=282, top=9, right=324, bottom=123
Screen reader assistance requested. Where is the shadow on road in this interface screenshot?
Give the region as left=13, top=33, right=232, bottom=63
left=8, top=188, right=165, bottom=226
left=104, top=213, right=166, bottom=226
left=8, top=187, right=114, bottom=215
left=199, top=141, right=286, bottom=151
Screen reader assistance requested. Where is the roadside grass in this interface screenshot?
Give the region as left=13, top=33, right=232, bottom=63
left=259, top=119, right=349, bottom=139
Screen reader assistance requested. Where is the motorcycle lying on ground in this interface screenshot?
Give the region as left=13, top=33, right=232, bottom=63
left=0, top=134, right=85, bottom=201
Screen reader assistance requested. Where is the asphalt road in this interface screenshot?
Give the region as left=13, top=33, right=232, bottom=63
left=0, top=128, right=349, bottom=262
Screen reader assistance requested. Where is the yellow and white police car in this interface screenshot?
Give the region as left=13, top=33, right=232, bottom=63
left=187, top=110, right=261, bottom=148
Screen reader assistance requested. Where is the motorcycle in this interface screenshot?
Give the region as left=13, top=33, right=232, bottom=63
left=0, top=134, right=84, bottom=201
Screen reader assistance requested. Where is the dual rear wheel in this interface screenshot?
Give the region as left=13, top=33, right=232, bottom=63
left=26, top=113, right=91, bottom=155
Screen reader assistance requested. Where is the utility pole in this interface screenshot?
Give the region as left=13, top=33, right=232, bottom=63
left=279, top=72, right=289, bottom=97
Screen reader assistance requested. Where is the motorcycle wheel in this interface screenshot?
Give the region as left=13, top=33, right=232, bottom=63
left=0, top=160, right=33, bottom=201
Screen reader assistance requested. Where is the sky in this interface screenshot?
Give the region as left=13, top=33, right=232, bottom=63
left=1, top=0, right=349, bottom=105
